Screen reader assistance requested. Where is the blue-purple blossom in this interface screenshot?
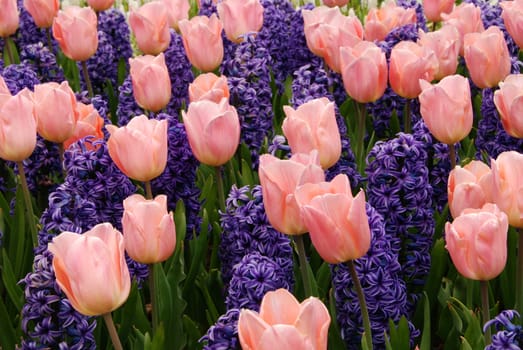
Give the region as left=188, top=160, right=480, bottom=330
left=397, top=0, right=428, bottom=32
left=79, top=30, right=116, bottom=96
left=485, top=310, right=523, bottom=349
left=14, top=0, right=49, bottom=49
left=200, top=309, right=241, bottom=350
left=1, top=62, right=40, bottom=93
left=198, top=0, right=218, bottom=16
left=97, top=9, right=133, bottom=65
left=20, top=42, right=64, bottom=83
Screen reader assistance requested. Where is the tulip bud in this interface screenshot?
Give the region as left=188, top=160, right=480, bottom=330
left=417, top=26, right=460, bottom=81
left=217, top=0, right=264, bottom=43
left=24, top=0, right=59, bottom=29
left=501, top=0, right=523, bottom=50
left=188, top=72, right=230, bottom=103
left=162, top=0, right=190, bottom=31
left=364, top=0, right=417, bottom=42
left=422, top=0, right=454, bottom=22
left=0, top=0, right=19, bottom=37
left=441, top=3, right=485, bottom=55
left=493, top=74, right=523, bottom=138
left=129, top=2, right=171, bottom=55
left=87, top=0, right=115, bottom=12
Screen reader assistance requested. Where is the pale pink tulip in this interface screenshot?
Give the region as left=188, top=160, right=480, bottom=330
left=87, top=0, right=114, bottom=12
left=419, top=75, right=473, bottom=144
left=0, top=75, right=10, bottom=95
left=217, top=0, right=264, bottom=43
left=106, top=115, right=168, bottom=182
left=0, top=0, right=19, bottom=37
left=441, top=3, right=485, bottom=55
left=129, top=53, right=172, bottom=112
left=48, top=223, right=131, bottom=316
left=364, top=0, right=417, bottom=42
left=282, top=97, right=341, bottom=169
left=494, top=74, right=523, bottom=138
left=122, top=194, right=176, bottom=264
left=182, top=97, right=240, bottom=166
left=422, top=0, right=454, bottom=22
left=0, top=89, right=37, bottom=162
left=179, top=14, right=224, bottom=72
left=63, top=102, right=104, bottom=150
left=389, top=40, right=439, bottom=99
left=340, top=40, right=388, bottom=103
left=162, top=0, right=190, bottom=31
left=188, top=72, right=230, bottom=103
left=417, top=26, right=460, bottom=80
left=295, top=174, right=371, bottom=264
left=323, top=0, right=349, bottom=6
left=501, top=0, right=523, bottom=49
left=445, top=203, right=508, bottom=281
left=464, top=26, right=511, bottom=89
left=24, top=0, right=59, bottom=28
left=238, top=288, right=330, bottom=350
left=34, top=81, right=78, bottom=143
left=129, top=2, right=171, bottom=55
left=258, top=151, right=325, bottom=235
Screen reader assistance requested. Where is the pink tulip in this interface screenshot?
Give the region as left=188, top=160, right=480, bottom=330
left=447, top=160, right=492, bottom=218
left=445, top=203, right=508, bottom=281
left=389, top=40, right=439, bottom=99
left=217, top=0, right=264, bottom=43
left=295, top=174, right=371, bottom=264
left=34, top=81, right=79, bottom=144
left=87, top=0, right=114, bottom=12
left=494, top=74, right=523, bottom=138
left=162, top=0, right=190, bottom=31
left=122, top=194, right=176, bottom=264
left=258, top=151, right=325, bottom=235
left=441, top=3, right=485, bottom=55
left=188, top=72, right=230, bottom=103
left=179, top=14, right=224, bottom=72
left=323, top=0, right=349, bottom=6
left=63, top=102, right=104, bottom=150
left=129, top=53, right=172, bottom=112
left=0, top=75, right=10, bottom=95
left=418, top=75, right=473, bottom=144
left=302, top=6, right=363, bottom=73
left=24, top=0, right=59, bottom=28
left=53, top=6, right=98, bottom=62
left=182, top=97, right=240, bottom=166
left=0, top=88, right=37, bottom=162
left=340, top=40, right=388, bottom=103
left=417, top=26, right=460, bottom=81
left=238, top=288, right=330, bottom=350
left=501, top=0, right=523, bottom=49
left=364, top=0, right=417, bottom=42
left=48, top=223, right=131, bottom=316
left=422, top=0, right=454, bottom=22
left=489, top=151, right=523, bottom=228
left=0, top=0, right=19, bottom=37
left=464, top=26, right=511, bottom=89
left=282, top=97, right=341, bottom=169
left=129, top=2, right=171, bottom=55
left=106, top=115, right=168, bottom=182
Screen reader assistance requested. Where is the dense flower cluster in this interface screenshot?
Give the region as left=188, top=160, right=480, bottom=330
left=20, top=42, right=64, bottom=83
left=485, top=310, right=523, bottom=349
left=200, top=308, right=240, bottom=350
left=80, top=31, right=116, bottom=96
left=1, top=62, right=40, bottom=93
left=97, top=9, right=133, bottom=67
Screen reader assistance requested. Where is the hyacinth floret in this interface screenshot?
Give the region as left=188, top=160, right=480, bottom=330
left=97, top=9, right=133, bottom=65
left=200, top=308, right=241, bottom=350
left=14, top=0, right=48, bottom=49
left=20, top=42, right=65, bottom=83
left=485, top=310, right=523, bottom=349
left=79, top=30, right=116, bottom=96
left=1, top=62, right=40, bottom=93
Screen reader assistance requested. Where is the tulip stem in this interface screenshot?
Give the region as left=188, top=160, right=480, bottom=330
left=294, top=234, right=313, bottom=297
left=4, top=37, right=15, bottom=66
left=58, top=143, right=66, bottom=177
left=449, top=143, right=456, bottom=170
left=347, top=260, right=373, bottom=349
left=355, top=102, right=367, bottom=174
left=481, top=281, right=491, bottom=346
left=516, top=230, right=523, bottom=319
left=145, top=180, right=153, bottom=200
left=16, top=162, right=38, bottom=248
left=404, top=99, right=411, bottom=134
left=81, top=60, right=94, bottom=98
left=46, top=28, right=54, bottom=54
left=102, top=312, right=123, bottom=350
left=148, top=263, right=159, bottom=333
left=215, top=166, right=226, bottom=212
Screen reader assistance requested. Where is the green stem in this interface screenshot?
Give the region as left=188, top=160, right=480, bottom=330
left=215, top=166, right=226, bottom=212
left=404, top=99, right=411, bottom=134
left=81, top=60, right=94, bottom=98
left=5, top=37, right=15, bottom=65
left=481, top=281, right=491, bottom=346
left=58, top=143, right=66, bottom=178
left=148, top=264, right=158, bottom=333
left=102, top=313, right=123, bottom=350
left=449, top=143, right=457, bottom=170
left=145, top=180, right=153, bottom=200
left=16, top=162, right=38, bottom=248
left=516, top=229, right=523, bottom=318
left=294, top=234, right=313, bottom=297
left=355, top=102, right=367, bottom=174
left=347, top=260, right=373, bottom=349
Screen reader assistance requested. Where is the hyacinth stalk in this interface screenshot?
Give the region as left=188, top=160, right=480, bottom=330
left=103, top=313, right=123, bottom=350
left=16, top=162, right=38, bottom=248
left=347, top=260, right=373, bottom=349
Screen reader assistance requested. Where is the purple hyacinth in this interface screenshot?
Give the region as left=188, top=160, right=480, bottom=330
left=286, top=4, right=318, bottom=81
left=200, top=309, right=241, bottom=350
left=485, top=310, right=523, bottom=349
left=1, top=62, right=40, bottom=93
left=332, top=204, right=415, bottom=349
left=14, top=0, right=49, bottom=49
left=116, top=76, right=144, bottom=125
left=97, top=9, right=133, bottom=65
left=20, top=42, right=65, bottom=83
left=79, top=30, right=116, bottom=95
left=198, top=0, right=218, bottom=16
left=397, top=0, right=428, bottom=32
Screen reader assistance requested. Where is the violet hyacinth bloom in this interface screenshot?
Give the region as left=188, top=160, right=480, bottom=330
left=97, top=9, right=133, bottom=66
left=1, top=63, right=40, bottom=93
left=200, top=309, right=241, bottom=350
left=79, top=30, right=116, bottom=96
left=485, top=310, right=523, bottom=349
left=20, top=42, right=64, bottom=83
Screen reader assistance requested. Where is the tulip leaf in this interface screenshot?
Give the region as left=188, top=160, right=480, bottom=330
left=387, top=316, right=411, bottom=350
left=327, top=288, right=346, bottom=350
left=419, top=292, right=431, bottom=350
left=182, top=315, right=203, bottom=349
left=117, top=283, right=151, bottom=343
left=1, top=249, right=23, bottom=310
left=183, top=209, right=209, bottom=295
left=151, top=324, right=165, bottom=350
left=459, top=336, right=473, bottom=350
left=0, top=296, right=16, bottom=350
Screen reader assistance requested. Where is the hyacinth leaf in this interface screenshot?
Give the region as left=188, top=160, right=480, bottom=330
left=183, top=209, right=209, bottom=296
left=103, top=79, right=119, bottom=125
left=387, top=316, right=411, bottom=349
left=12, top=186, right=28, bottom=279
left=174, top=200, right=187, bottom=247
left=2, top=38, right=20, bottom=65
left=327, top=288, right=345, bottom=349
left=427, top=240, right=450, bottom=306
left=384, top=334, right=393, bottom=350
left=117, top=283, right=151, bottom=343
left=499, top=228, right=518, bottom=306
left=448, top=303, right=464, bottom=334
left=0, top=295, right=16, bottom=350
left=57, top=53, right=80, bottom=92
left=240, top=159, right=256, bottom=187
left=182, top=315, right=203, bottom=349
left=315, top=262, right=331, bottom=297
left=419, top=292, right=431, bottom=350
left=196, top=275, right=220, bottom=324
left=361, top=331, right=370, bottom=350
left=1, top=249, right=23, bottom=311
left=459, top=337, right=473, bottom=350
left=389, top=110, right=401, bottom=136
left=151, top=324, right=165, bottom=350
left=447, top=297, right=484, bottom=349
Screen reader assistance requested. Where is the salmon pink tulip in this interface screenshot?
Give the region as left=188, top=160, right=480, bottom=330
left=0, top=0, right=19, bottom=37
left=282, top=97, right=341, bottom=169
left=217, top=0, right=264, bottom=43
left=63, top=102, right=104, bottom=149
left=445, top=203, right=508, bottom=281
left=129, top=53, right=172, bottom=112
left=48, top=223, right=131, bottom=316
left=188, top=72, right=229, bottom=103
left=417, top=26, right=460, bottom=80
left=340, top=40, right=388, bottom=103
left=238, top=288, right=330, bottom=350
left=441, top=3, right=485, bottom=55
left=106, top=115, right=168, bottom=182
left=258, top=151, right=325, bottom=235
left=24, top=0, right=59, bottom=28
left=295, top=174, right=371, bottom=264
left=129, top=2, right=170, bottom=55
left=364, top=0, right=417, bottom=42
left=501, top=0, right=523, bottom=49
left=179, top=14, right=224, bottom=72
left=494, top=74, right=523, bottom=138
left=182, top=98, right=240, bottom=166
left=323, top=0, right=349, bottom=6
left=162, top=0, right=190, bottom=31
left=122, top=194, right=176, bottom=264
left=418, top=75, right=473, bottom=144
left=422, top=0, right=454, bottom=22
left=52, top=6, right=98, bottom=62
left=87, top=0, right=114, bottom=12
left=464, top=26, right=511, bottom=89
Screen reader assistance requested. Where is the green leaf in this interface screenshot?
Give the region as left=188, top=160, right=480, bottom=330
left=1, top=249, right=23, bottom=310
left=117, top=282, right=151, bottom=344
left=459, top=337, right=473, bottom=350
left=420, top=292, right=431, bottom=350
left=0, top=296, right=16, bottom=350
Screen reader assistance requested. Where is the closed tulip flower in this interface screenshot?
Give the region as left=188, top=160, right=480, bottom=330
left=63, top=102, right=104, bottom=150
left=217, top=0, right=264, bottom=43
left=364, top=0, right=417, bottom=42
left=340, top=40, right=388, bottom=103
left=464, top=26, right=511, bottom=89
left=129, top=53, right=172, bottom=112
left=106, top=115, right=168, bottom=182
left=494, top=74, right=523, bottom=138
left=501, top=0, right=523, bottom=49
left=129, top=2, right=171, bottom=55
left=0, top=0, right=19, bottom=37
left=24, top=0, right=59, bottom=29
left=48, top=223, right=131, bottom=316
left=295, top=174, right=371, bottom=264
left=122, top=194, right=176, bottom=264
left=182, top=98, right=240, bottom=166
left=188, top=72, right=229, bottom=103
left=323, top=0, right=349, bottom=6
left=34, top=81, right=79, bottom=144
left=87, top=0, right=114, bottom=12
left=445, top=203, right=508, bottom=281
left=441, top=3, right=485, bottom=55
left=282, top=97, right=341, bottom=169
left=162, top=0, right=190, bottom=31
left=389, top=40, right=439, bottom=99
left=238, top=288, right=330, bottom=350
left=417, top=26, right=460, bottom=81
left=179, top=14, right=224, bottom=72
left=418, top=75, right=473, bottom=144
left=0, top=88, right=37, bottom=162
left=258, top=151, right=325, bottom=235
left=422, top=0, right=454, bottom=22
